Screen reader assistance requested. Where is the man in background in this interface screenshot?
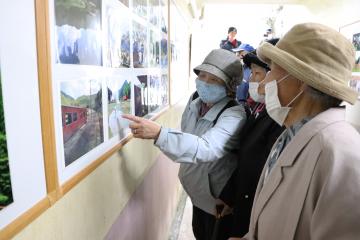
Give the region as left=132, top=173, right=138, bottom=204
left=220, top=27, right=241, bottom=51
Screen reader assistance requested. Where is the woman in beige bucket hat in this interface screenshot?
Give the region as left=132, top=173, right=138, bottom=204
left=124, top=49, right=247, bottom=240
left=240, top=23, right=360, bottom=240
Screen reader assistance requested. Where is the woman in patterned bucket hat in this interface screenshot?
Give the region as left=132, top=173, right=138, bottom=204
left=124, top=49, right=246, bottom=240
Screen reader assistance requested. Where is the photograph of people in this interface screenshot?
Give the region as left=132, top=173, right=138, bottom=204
left=132, top=0, right=147, bottom=20
left=105, top=2, right=130, bottom=68
left=134, top=75, right=149, bottom=117
left=133, top=21, right=147, bottom=68
left=55, top=0, right=102, bottom=66
left=149, top=30, right=160, bottom=67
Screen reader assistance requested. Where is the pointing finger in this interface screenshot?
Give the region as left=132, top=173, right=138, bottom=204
left=122, top=114, right=142, bottom=123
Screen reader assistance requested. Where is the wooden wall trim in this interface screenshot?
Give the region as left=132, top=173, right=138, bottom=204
left=61, top=136, right=132, bottom=194
left=0, top=198, right=50, bottom=240
left=35, top=0, right=61, bottom=200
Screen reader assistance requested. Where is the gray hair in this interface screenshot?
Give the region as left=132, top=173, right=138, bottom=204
left=305, top=86, right=342, bottom=109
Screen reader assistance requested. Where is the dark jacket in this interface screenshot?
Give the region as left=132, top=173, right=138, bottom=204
left=220, top=38, right=241, bottom=51
left=219, top=104, right=285, bottom=237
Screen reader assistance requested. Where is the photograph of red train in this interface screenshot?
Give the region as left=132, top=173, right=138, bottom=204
left=60, top=79, right=104, bottom=166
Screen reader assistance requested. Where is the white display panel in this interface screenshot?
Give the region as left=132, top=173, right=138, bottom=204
left=0, top=1, right=47, bottom=229
left=170, top=0, right=190, bottom=104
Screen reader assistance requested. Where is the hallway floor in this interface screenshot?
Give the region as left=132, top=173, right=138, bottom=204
left=177, top=196, right=195, bottom=240
left=168, top=191, right=195, bottom=240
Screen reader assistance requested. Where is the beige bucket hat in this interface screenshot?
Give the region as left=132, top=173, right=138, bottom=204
left=193, top=49, right=243, bottom=94
left=257, top=22, right=358, bottom=104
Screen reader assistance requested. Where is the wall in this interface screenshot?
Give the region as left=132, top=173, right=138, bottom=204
left=191, top=0, right=360, bottom=58
left=189, top=3, right=306, bottom=86
left=299, top=0, right=360, bottom=28
left=105, top=154, right=181, bottom=240
left=13, top=99, right=187, bottom=240
left=300, top=0, right=360, bottom=130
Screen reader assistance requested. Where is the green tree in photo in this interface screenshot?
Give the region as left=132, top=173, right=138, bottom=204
left=0, top=74, right=13, bottom=209
left=119, top=81, right=131, bottom=100
left=55, top=0, right=101, bottom=30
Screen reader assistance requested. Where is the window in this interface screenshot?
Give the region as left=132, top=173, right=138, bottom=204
left=65, top=113, right=72, bottom=125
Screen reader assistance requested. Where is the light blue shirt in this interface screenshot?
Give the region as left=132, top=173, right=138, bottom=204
left=155, top=94, right=247, bottom=214
left=236, top=65, right=251, bottom=102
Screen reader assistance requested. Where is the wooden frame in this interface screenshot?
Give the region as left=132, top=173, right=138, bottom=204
left=35, top=0, right=61, bottom=204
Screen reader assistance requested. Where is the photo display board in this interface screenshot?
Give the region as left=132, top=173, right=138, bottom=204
left=49, top=0, right=170, bottom=183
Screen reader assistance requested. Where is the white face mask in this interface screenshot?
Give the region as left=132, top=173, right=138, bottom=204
left=265, top=74, right=303, bottom=126
left=249, top=80, right=265, bottom=103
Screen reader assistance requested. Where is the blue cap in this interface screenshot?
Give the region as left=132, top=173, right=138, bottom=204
left=232, top=43, right=255, bottom=53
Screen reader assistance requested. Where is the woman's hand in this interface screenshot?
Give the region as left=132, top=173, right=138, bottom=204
left=122, top=114, right=161, bottom=140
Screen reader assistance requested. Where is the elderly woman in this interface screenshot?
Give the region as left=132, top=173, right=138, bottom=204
left=241, top=23, right=360, bottom=240
left=220, top=39, right=285, bottom=240
left=123, top=49, right=246, bottom=240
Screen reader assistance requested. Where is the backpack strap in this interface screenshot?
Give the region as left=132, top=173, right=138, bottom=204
left=213, top=99, right=238, bottom=125
left=192, top=91, right=199, bottom=101
left=191, top=91, right=239, bottom=125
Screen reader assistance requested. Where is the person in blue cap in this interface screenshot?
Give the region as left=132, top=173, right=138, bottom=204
left=232, top=44, right=255, bottom=107
left=232, top=43, right=255, bottom=59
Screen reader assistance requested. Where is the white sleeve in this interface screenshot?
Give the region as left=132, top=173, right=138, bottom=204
left=154, top=108, right=246, bottom=163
